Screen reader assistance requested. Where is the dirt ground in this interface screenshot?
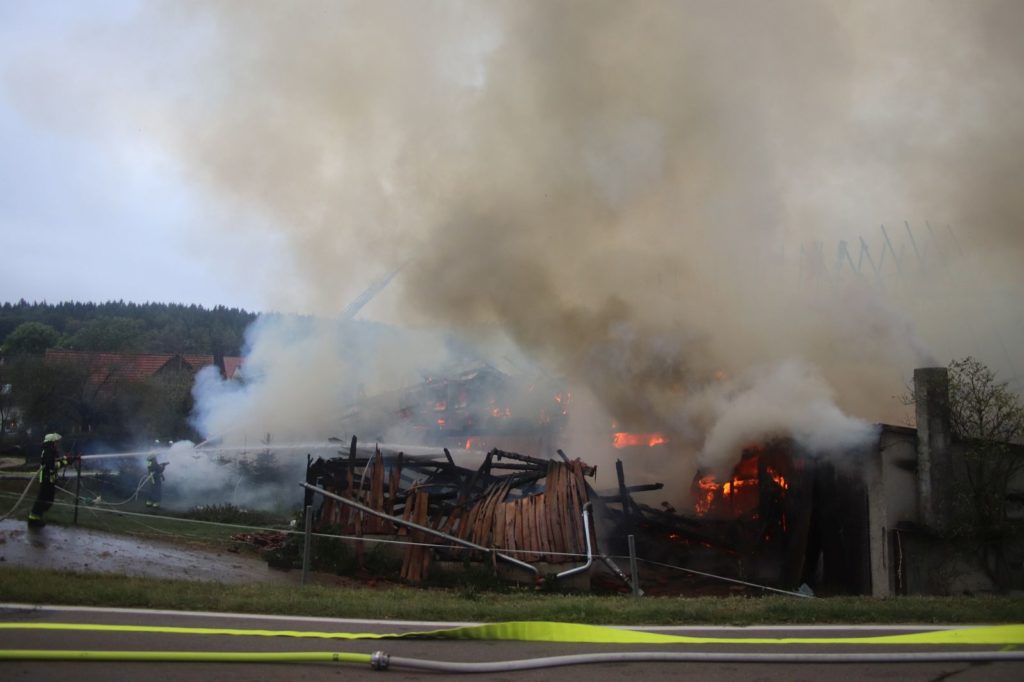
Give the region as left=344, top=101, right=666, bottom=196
left=0, top=518, right=301, bottom=585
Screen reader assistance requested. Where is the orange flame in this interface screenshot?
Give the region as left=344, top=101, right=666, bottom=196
left=613, top=432, right=669, bottom=448
left=692, top=452, right=789, bottom=517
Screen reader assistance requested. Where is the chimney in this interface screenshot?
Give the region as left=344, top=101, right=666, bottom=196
left=213, top=348, right=226, bottom=380
left=914, top=367, right=952, bottom=532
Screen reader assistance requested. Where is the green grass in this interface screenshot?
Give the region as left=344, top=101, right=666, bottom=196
left=5, top=481, right=1024, bottom=626
left=1, top=483, right=290, bottom=552
left=1, top=565, right=1023, bottom=624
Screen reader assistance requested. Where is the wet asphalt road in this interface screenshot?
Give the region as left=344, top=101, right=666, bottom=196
left=1, top=605, right=1022, bottom=681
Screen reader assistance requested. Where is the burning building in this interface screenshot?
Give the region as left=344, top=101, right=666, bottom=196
left=602, top=365, right=1024, bottom=596
left=293, top=364, right=1022, bottom=596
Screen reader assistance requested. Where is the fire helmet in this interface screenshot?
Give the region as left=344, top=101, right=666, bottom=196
left=43, top=433, right=62, bottom=443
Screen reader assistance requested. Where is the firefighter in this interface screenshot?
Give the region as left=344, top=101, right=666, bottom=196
left=27, top=433, right=74, bottom=528
left=145, top=454, right=169, bottom=508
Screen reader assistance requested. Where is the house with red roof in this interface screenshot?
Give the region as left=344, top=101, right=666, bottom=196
left=44, top=349, right=243, bottom=388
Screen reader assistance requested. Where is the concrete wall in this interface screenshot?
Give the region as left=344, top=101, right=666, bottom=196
left=865, top=426, right=918, bottom=596
left=863, top=367, right=1024, bottom=595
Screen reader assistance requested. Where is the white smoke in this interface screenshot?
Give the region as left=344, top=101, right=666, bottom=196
left=190, top=314, right=449, bottom=446
left=693, top=360, right=880, bottom=476
left=158, top=439, right=306, bottom=512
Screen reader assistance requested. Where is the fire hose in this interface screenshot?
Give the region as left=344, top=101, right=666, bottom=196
left=1, top=620, right=1023, bottom=670
left=0, top=467, right=40, bottom=521
left=3, top=620, right=1022, bottom=645
left=57, top=471, right=151, bottom=508
left=1, top=649, right=1022, bottom=669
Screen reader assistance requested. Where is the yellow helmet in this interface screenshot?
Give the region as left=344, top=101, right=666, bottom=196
left=43, top=433, right=62, bottom=443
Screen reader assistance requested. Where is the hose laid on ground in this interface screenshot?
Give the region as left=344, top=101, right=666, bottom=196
left=0, top=649, right=1022, bottom=669
left=0, top=650, right=369, bottom=664
left=379, top=650, right=1024, bottom=671
left=3, top=621, right=1023, bottom=670
left=2, top=621, right=1023, bottom=646
left=0, top=468, right=39, bottom=521
left=57, top=471, right=150, bottom=508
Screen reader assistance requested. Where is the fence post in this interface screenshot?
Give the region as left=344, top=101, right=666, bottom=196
left=73, top=457, right=83, bottom=525
left=302, top=504, right=313, bottom=586
left=628, top=533, right=641, bottom=598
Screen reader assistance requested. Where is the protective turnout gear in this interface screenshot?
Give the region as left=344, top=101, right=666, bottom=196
left=28, top=438, right=71, bottom=528
left=145, top=455, right=168, bottom=509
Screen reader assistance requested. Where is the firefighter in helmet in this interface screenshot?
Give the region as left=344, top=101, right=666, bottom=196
left=27, top=433, right=75, bottom=528
left=145, top=454, right=169, bottom=508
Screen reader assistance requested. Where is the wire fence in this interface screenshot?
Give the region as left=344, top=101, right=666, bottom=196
left=0, top=478, right=811, bottom=599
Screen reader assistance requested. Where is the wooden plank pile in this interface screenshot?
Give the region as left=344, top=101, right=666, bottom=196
left=306, top=438, right=594, bottom=583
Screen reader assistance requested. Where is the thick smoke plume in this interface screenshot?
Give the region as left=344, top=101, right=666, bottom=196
left=166, top=0, right=1023, bottom=475
left=10, top=2, right=1023, bottom=482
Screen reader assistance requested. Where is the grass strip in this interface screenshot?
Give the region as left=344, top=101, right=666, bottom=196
left=1, top=566, right=1022, bottom=625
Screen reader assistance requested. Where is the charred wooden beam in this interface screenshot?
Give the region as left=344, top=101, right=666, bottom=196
left=458, top=450, right=494, bottom=501
left=490, top=463, right=547, bottom=472
left=496, top=447, right=597, bottom=477
left=615, top=460, right=634, bottom=521
left=502, top=471, right=547, bottom=490
left=442, top=447, right=466, bottom=486
left=595, top=483, right=665, bottom=498
left=490, top=448, right=548, bottom=466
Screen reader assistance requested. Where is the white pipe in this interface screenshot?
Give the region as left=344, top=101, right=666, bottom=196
left=555, top=503, right=593, bottom=579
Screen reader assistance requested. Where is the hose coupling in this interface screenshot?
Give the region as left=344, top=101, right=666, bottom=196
left=370, top=650, right=390, bottom=671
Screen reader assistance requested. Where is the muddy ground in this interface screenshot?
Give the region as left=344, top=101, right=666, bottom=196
left=0, top=519, right=300, bottom=585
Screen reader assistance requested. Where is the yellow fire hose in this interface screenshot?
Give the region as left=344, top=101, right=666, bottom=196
left=1, top=620, right=1023, bottom=645
left=0, top=650, right=371, bottom=664
left=2, top=621, right=1022, bottom=671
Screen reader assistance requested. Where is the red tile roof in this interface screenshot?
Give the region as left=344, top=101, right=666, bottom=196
left=223, top=356, right=243, bottom=380
left=44, top=350, right=242, bottom=385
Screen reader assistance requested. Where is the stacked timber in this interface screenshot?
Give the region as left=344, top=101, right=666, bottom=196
left=307, top=441, right=594, bottom=584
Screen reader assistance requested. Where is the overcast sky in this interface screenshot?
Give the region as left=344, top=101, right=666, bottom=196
left=0, top=0, right=281, bottom=311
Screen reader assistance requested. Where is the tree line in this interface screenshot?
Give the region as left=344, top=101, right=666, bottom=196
left=0, top=300, right=256, bottom=356
left=0, top=300, right=257, bottom=452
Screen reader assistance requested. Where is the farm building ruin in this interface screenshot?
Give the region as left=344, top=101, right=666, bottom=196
left=285, top=365, right=1024, bottom=595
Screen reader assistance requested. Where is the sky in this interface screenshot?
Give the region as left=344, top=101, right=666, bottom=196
left=1, top=1, right=1023, bottom=466
left=0, top=0, right=283, bottom=310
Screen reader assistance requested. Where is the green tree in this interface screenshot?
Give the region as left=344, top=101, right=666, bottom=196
left=6, top=356, right=91, bottom=437
left=933, top=358, right=1024, bottom=589
left=948, top=359, right=1024, bottom=514
left=2, top=322, right=60, bottom=355
left=66, top=317, right=145, bottom=352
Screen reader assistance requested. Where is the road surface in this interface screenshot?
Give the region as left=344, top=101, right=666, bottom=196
left=1, top=604, right=1021, bottom=681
